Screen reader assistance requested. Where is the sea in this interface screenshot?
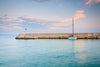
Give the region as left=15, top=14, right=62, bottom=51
left=0, top=34, right=100, bottom=67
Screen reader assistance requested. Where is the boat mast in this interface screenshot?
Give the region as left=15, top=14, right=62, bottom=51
left=72, top=17, right=74, bottom=36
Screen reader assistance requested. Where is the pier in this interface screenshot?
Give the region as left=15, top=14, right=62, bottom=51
left=16, top=33, right=100, bottom=39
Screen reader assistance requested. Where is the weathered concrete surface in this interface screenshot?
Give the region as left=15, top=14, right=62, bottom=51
left=16, top=33, right=100, bottom=39
left=97, top=36, right=100, bottom=39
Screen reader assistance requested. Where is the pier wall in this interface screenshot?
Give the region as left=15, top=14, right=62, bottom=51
left=16, top=33, right=100, bottom=39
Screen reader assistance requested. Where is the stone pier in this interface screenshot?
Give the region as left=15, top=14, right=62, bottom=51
left=16, top=33, right=100, bottom=39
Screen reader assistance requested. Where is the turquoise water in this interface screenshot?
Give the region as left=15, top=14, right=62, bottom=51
left=0, top=34, right=100, bottom=67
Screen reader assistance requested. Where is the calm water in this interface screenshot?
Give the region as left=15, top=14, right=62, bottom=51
left=0, top=34, right=100, bottom=67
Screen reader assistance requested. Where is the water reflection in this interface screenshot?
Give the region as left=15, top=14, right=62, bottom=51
left=72, top=40, right=86, bottom=64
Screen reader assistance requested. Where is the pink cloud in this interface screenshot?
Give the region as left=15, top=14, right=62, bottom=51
left=0, top=25, right=23, bottom=31
left=53, top=10, right=85, bottom=23
left=47, top=10, right=86, bottom=31
left=13, top=26, right=23, bottom=30
left=1, top=19, right=11, bottom=22
left=77, top=10, right=84, bottom=13
left=8, top=24, right=20, bottom=26
left=74, top=13, right=85, bottom=19
left=0, top=26, right=11, bottom=30
left=59, top=19, right=69, bottom=23
left=85, top=0, right=100, bottom=6
left=53, top=16, right=69, bottom=23
left=21, top=17, right=48, bottom=23
left=0, top=14, right=25, bottom=23
left=74, top=10, right=85, bottom=19
left=5, top=10, right=84, bottom=32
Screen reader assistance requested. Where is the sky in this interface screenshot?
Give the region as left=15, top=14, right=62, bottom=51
left=0, top=0, right=100, bottom=34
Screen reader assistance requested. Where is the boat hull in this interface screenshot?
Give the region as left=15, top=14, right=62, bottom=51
left=68, top=36, right=77, bottom=40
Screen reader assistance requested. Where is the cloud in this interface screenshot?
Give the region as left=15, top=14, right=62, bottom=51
left=0, top=25, right=23, bottom=31
left=0, top=26, right=11, bottom=30
left=77, top=10, right=84, bottom=13
left=19, top=16, right=70, bottom=31
left=0, top=14, right=24, bottom=23
left=53, top=10, right=85, bottom=23
left=0, top=15, right=24, bottom=31
left=13, top=26, right=23, bottom=30
left=46, top=10, right=86, bottom=31
left=0, top=22, right=23, bottom=30
left=0, top=19, right=11, bottom=22
left=53, top=16, right=69, bottom=23
left=20, top=16, right=70, bottom=31
left=59, top=19, right=69, bottom=23
left=0, top=10, right=85, bottom=32
left=74, top=14, right=85, bottom=19
left=85, top=0, right=100, bottom=6
left=8, top=23, right=20, bottom=26
left=74, top=10, right=85, bottom=19
left=46, top=20, right=72, bottom=32
left=19, top=17, right=49, bottom=24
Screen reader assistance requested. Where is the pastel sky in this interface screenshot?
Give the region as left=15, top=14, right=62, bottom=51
left=0, top=0, right=100, bottom=34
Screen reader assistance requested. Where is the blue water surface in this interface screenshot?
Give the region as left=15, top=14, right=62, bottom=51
left=0, top=34, right=100, bottom=67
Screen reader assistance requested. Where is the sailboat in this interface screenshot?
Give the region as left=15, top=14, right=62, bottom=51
left=68, top=18, right=77, bottom=40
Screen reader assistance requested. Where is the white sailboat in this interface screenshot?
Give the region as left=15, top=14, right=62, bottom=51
left=68, top=36, right=77, bottom=40
left=68, top=18, right=77, bottom=40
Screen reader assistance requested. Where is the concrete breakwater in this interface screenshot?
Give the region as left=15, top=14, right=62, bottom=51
left=16, top=33, right=100, bottom=39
